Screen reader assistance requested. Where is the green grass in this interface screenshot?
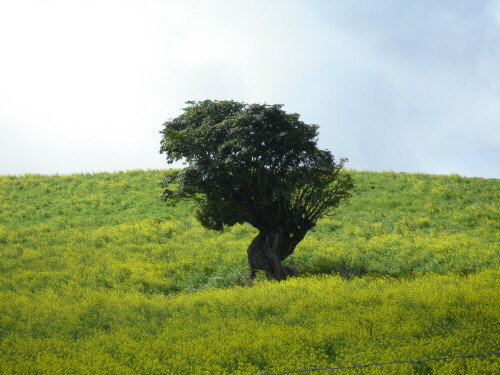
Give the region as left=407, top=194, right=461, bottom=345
left=0, top=170, right=498, bottom=374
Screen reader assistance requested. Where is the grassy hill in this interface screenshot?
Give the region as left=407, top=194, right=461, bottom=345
left=0, top=170, right=498, bottom=374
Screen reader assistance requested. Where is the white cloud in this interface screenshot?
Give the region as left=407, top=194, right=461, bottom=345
left=0, top=0, right=498, bottom=177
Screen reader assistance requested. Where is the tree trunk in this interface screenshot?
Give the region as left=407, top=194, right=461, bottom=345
left=247, top=228, right=306, bottom=281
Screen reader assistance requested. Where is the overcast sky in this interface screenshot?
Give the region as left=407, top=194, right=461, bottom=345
left=0, top=0, right=499, bottom=178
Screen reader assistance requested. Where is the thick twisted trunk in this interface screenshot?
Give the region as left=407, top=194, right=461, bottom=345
left=247, top=228, right=307, bottom=281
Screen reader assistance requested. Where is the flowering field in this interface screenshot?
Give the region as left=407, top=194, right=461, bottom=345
left=0, top=170, right=498, bottom=374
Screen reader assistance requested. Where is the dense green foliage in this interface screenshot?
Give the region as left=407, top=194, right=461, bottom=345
left=0, top=170, right=498, bottom=374
left=159, top=100, right=353, bottom=232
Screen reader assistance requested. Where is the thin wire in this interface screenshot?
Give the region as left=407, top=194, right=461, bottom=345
left=257, top=351, right=500, bottom=375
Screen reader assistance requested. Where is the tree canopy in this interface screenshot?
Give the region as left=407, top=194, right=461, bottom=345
left=159, top=100, right=354, bottom=280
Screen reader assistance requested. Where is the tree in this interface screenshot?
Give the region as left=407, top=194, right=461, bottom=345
left=159, top=100, right=354, bottom=280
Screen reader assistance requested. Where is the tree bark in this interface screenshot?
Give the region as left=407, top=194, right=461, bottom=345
left=247, top=228, right=306, bottom=281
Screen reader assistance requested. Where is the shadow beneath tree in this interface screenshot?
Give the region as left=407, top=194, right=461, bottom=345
left=285, top=258, right=481, bottom=281
left=286, top=258, right=368, bottom=280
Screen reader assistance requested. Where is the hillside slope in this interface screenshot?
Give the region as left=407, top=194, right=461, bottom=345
left=0, top=170, right=498, bottom=374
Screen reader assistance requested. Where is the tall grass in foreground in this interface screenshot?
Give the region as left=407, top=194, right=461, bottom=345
left=1, top=272, right=498, bottom=374
left=0, top=170, right=498, bottom=374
